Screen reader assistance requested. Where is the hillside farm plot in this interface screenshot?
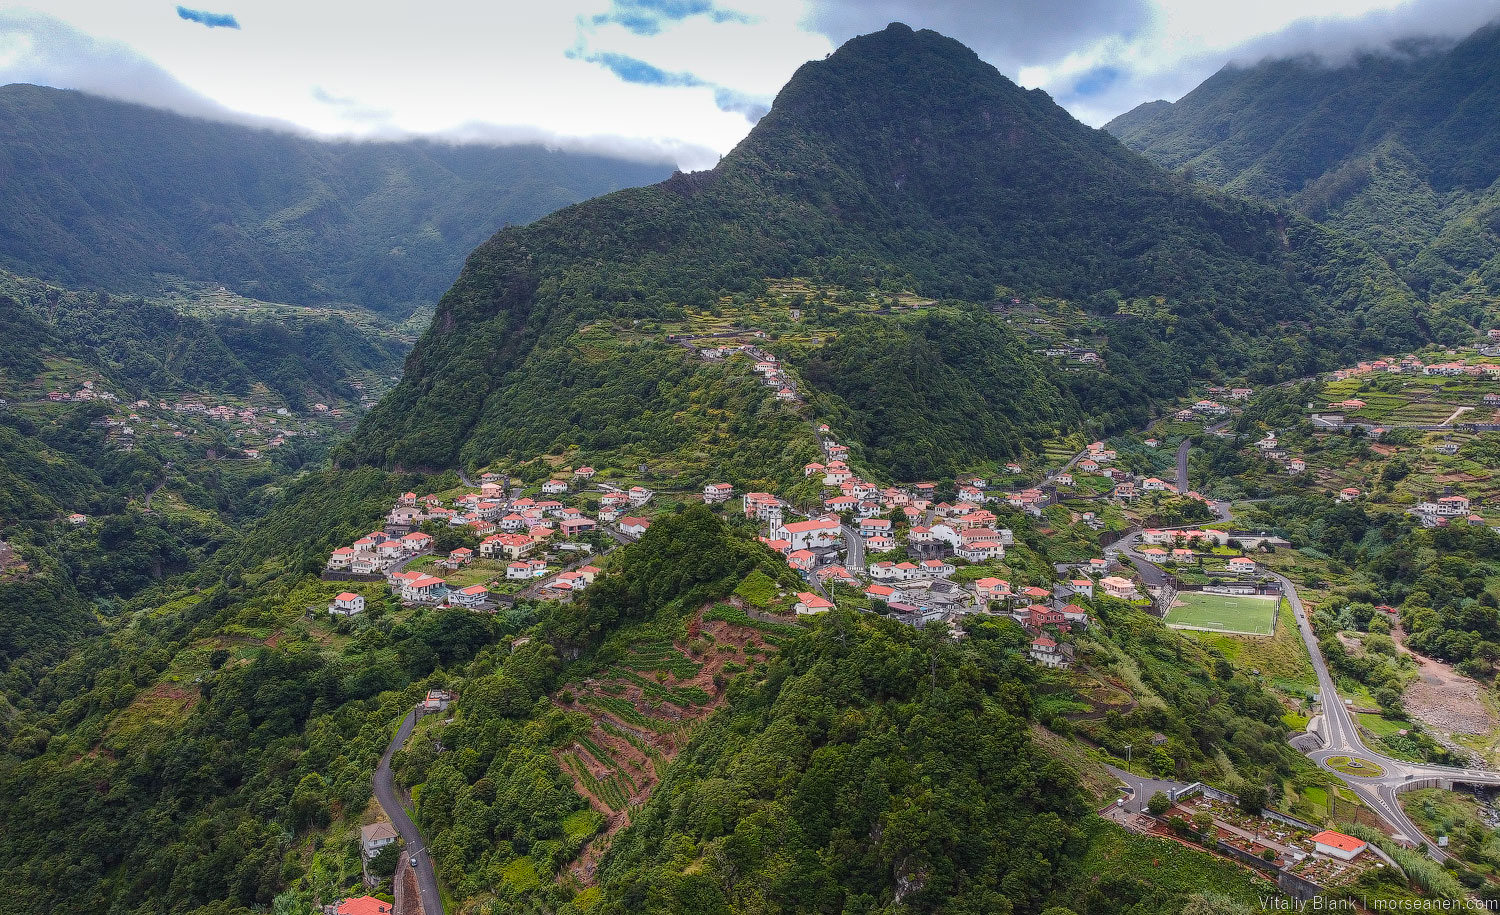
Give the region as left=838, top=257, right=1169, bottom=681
left=1165, top=591, right=1277, bottom=636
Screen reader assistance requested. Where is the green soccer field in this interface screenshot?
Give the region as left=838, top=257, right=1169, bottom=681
left=1164, top=591, right=1276, bottom=635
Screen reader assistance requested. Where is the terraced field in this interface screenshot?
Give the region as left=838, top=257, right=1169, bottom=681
left=554, top=603, right=799, bottom=879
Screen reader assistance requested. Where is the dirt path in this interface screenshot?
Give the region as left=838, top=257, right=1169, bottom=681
left=1440, top=405, right=1473, bottom=426
left=1393, top=626, right=1498, bottom=736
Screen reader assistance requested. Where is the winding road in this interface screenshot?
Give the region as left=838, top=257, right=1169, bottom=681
left=375, top=707, right=444, bottom=915
left=1143, top=427, right=1500, bottom=857
left=1273, top=567, right=1500, bottom=857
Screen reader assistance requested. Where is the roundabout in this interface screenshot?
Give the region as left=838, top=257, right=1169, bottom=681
left=1325, top=755, right=1385, bottom=778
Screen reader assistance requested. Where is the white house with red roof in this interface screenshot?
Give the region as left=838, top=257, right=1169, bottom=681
left=1436, top=495, right=1471, bottom=516
left=401, top=574, right=448, bottom=604
left=816, top=565, right=861, bottom=587
left=449, top=547, right=474, bottom=564
left=1060, top=604, right=1090, bottom=625
left=744, top=492, right=782, bottom=519
left=955, top=528, right=1005, bottom=561
left=794, top=592, right=834, bottom=615
left=619, top=517, right=651, bottom=538
left=481, top=533, right=536, bottom=559
left=574, top=466, right=595, bottom=479
left=507, top=559, right=548, bottom=579
left=542, top=479, right=569, bottom=494
left=786, top=549, right=817, bottom=571
left=919, top=559, right=955, bottom=578
left=823, top=461, right=852, bottom=485
left=1228, top=556, right=1256, bottom=575
left=824, top=495, right=859, bottom=513
left=327, top=546, right=356, bottom=570
left=858, top=517, right=892, bottom=538
left=400, top=531, right=433, bottom=554
left=330, top=592, right=365, bottom=615
left=869, top=561, right=920, bottom=582
left=778, top=517, right=841, bottom=551
left=703, top=482, right=734, bottom=503
left=450, top=584, right=490, bottom=607
left=1310, top=830, right=1366, bottom=861
left=628, top=486, right=653, bottom=506
left=1029, top=635, right=1068, bottom=668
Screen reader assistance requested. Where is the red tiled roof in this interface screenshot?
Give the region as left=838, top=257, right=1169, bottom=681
left=336, top=897, right=393, bottom=915
left=1310, top=830, right=1365, bottom=853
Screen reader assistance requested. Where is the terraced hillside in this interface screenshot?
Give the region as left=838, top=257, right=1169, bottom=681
left=554, top=604, right=797, bottom=879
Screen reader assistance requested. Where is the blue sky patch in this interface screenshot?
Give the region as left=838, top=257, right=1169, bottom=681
left=176, top=6, right=240, bottom=29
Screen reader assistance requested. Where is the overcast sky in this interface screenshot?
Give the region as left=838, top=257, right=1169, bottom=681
left=1, top=0, right=1496, bottom=169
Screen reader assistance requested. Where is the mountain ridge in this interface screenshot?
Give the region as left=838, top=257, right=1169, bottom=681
left=343, top=22, right=1439, bottom=475
left=0, top=83, right=672, bottom=316
left=1105, top=21, right=1500, bottom=297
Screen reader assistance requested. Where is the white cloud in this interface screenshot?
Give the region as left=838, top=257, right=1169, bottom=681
left=0, top=0, right=1494, bottom=167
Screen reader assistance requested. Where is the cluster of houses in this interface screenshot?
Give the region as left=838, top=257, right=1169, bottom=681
left=1328, top=354, right=1500, bottom=381
left=45, top=380, right=118, bottom=403
left=324, top=469, right=639, bottom=611
left=1251, top=432, right=1309, bottom=476
left=733, top=426, right=1133, bottom=662
left=749, top=350, right=803, bottom=404
left=1412, top=492, right=1487, bottom=528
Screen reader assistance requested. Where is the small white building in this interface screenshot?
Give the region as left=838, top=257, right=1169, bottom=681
left=330, top=592, right=365, bottom=616
left=1029, top=636, right=1068, bottom=668
left=361, top=822, right=399, bottom=859
left=794, top=592, right=834, bottom=615
left=1310, top=830, right=1366, bottom=862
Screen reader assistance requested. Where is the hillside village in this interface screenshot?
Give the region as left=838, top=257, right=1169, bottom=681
left=322, top=341, right=1302, bottom=676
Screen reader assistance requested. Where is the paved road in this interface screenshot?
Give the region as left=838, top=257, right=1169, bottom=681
left=1121, top=437, right=1500, bottom=857
left=375, top=708, right=444, bottom=915
left=841, top=523, right=865, bottom=571
left=1265, top=565, right=1500, bottom=856
left=1044, top=445, right=1091, bottom=486
left=1106, top=764, right=1190, bottom=814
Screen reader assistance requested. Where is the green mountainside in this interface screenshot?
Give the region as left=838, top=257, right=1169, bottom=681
left=0, top=22, right=1484, bottom=915
left=0, top=84, right=671, bottom=316
left=1105, top=22, right=1500, bottom=297
left=0, top=272, right=411, bottom=683
left=345, top=23, right=1442, bottom=478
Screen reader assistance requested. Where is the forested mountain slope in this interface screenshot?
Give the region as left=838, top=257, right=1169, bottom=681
left=0, top=273, right=409, bottom=683
left=1106, top=21, right=1500, bottom=297
left=0, top=84, right=671, bottom=315
left=344, top=22, right=1441, bottom=476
